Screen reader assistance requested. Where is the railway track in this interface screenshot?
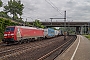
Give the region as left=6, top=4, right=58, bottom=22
left=0, top=36, right=76, bottom=60
left=42, top=35, right=77, bottom=60
left=0, top=36, right=64, bottom=60
left=0, top=36, right=62, bottom=52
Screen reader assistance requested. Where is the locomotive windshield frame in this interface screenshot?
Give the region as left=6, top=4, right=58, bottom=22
left=5, top=27, right=15, bottom=32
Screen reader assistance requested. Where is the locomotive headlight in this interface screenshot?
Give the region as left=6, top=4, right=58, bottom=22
left=11, top=34, right=14, bottom=38
left=4, top=34, right=7, bottom=36
left=11, top=34, right=14, bottom=36
left=8, top=34, right=11, bottom=36
left=7, top=34, right=14, bottom=36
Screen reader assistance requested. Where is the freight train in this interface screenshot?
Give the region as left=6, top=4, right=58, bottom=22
left=2, top=26, right=62, bottom=44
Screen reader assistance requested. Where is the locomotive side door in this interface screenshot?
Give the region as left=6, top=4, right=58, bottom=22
left=17, top=28, right=21, bottom=41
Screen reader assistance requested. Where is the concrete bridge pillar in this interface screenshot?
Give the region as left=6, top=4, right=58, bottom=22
left=76, top=26, right=89, bottom=35
left=85, top=27, right=88, bottom=34
left=76, top=26, right=80, bottom=34
left=80, top=26, right=83, bottom=35
left=88, top=27, right=90, bottom=34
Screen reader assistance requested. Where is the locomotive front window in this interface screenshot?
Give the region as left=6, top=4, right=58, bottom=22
left=5, top=27, right=15, bottom=32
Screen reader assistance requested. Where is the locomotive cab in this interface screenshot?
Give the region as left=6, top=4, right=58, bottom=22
left=2, top=27, right=15, bottom=43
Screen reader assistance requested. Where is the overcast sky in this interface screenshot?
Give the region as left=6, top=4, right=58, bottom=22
left=1, top=0, right=90, bottom=22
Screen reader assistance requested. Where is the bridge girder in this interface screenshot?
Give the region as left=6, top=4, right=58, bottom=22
left=29, top=22, right=90, bottom=27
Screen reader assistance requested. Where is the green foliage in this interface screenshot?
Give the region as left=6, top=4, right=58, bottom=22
left=4, top=0, right=24, bottom=20
left=0, top=0, right=2, bottom=7
left=33, top=20, right=41, bottom=27
left=33, top=20, right=45, bottom=28
left=25, top=22, right=32, bottom=26
left=14, top=17, right=24, bottom=23
left=40, top=25, right=45, bottom=29
left=0, top=0, right=24, bottom=24
left=0, top=11, right=10, bottom=18
left=0, top=18, right=18, bottom=40
left=0, top=14, right=24, bottom=23
left=84, top=35, right=90, bottom=40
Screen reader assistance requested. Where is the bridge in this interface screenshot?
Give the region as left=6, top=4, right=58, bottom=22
left=29, top=21, right=90, bottom=34
left=29, top=21, right=90, bottom=27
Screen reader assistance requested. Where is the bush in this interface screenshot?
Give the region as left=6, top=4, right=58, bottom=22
left=0, top=18, right=18, bottom=41
left=0, top=33, right=3, bottom=41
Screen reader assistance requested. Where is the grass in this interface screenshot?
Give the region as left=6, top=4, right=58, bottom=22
left=84, top=35, right=90, bottom=40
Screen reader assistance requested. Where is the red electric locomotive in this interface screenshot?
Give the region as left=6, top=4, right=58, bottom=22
left=2, top=26, right=44, bottom=44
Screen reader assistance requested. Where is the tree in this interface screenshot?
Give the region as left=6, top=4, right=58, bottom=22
left=0, top=11, right=10, bottom=18
left=33, top=20, right=41, bottom=27
left=4, top=0, right=24, bottom=20
left=0, top=0, right=2, bottom=7
left=0, top=18, right=4, bottom=34
left=16, top=17, right=24, bottom=23
left=33, top=20, right=45, bottom=28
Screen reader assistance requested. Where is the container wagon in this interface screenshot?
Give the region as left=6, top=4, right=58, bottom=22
left=55, top=30, right=59, bottom=36
left=44, top=28, right=55, bottom=38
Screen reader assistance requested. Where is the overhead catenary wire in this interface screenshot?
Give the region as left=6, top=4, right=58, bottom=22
left=48, top=0, right=63, bottom=15
left=45, top=0, right=63, bottom=16
left=45, top=0, right=75, bottom=22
